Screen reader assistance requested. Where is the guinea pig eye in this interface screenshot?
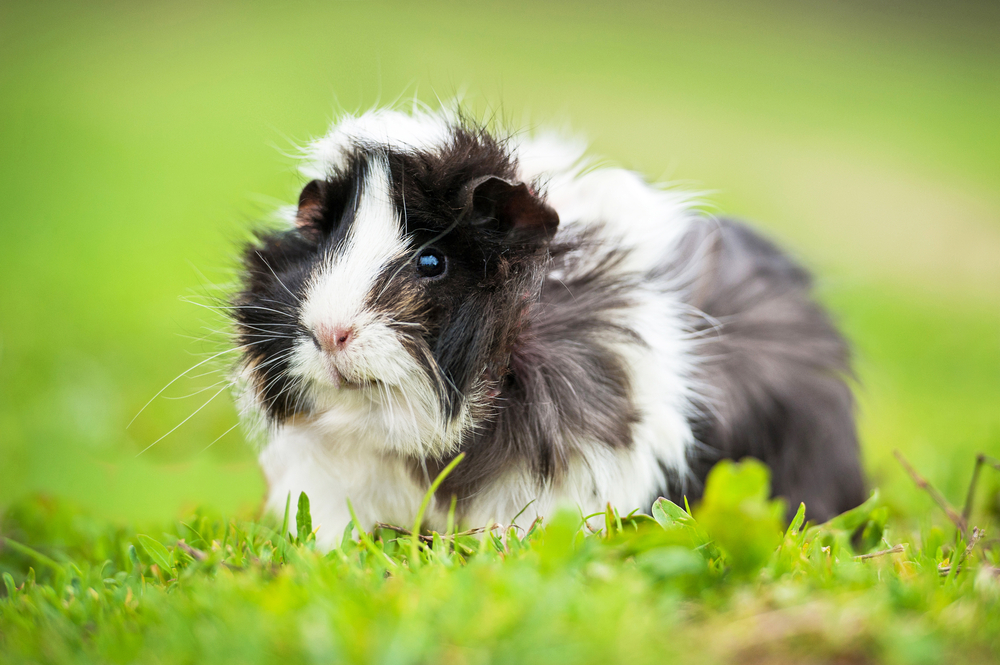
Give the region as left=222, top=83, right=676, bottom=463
left=415, top=248, right=446, bottom=278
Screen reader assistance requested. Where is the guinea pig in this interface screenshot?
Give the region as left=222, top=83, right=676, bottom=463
left=232, top=107, right=866, bottom=549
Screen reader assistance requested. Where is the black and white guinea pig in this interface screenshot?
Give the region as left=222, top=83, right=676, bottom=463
left=232, top=107, right=866, bottom=549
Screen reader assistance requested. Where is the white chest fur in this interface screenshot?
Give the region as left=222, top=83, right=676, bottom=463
left=260, top=423, right=432, bottom=550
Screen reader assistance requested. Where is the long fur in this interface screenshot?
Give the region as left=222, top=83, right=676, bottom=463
left=232, top=107, right=865, bottom=548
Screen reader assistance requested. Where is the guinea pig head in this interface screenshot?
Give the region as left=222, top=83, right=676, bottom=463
left=234, top=132, right=558, bottom=457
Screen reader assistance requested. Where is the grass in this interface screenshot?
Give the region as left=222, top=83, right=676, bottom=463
left=1, top=0, right=998, bottom=521
left=1, top=0, right=999, bottom=661
left=3, top=459, right=999, bottom=664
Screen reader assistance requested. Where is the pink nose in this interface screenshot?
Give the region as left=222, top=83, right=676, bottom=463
left=315, top=325, right=354, bottom=352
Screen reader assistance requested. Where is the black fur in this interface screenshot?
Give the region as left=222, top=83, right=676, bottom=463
left=233, top=228, right=321, bottom=422
left=667, top=218, right=866, bottom=521
left=433, top=233, right=643, bottom=501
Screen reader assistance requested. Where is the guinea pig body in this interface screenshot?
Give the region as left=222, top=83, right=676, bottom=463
left=234, top=108, right=865, bottom=549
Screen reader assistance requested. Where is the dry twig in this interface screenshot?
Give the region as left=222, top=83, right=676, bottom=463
left=894, top=449, right=967, bottom=532
left=962, top=453, right=1000, bottom=529
left=938, top=527, right=984, bottom=576
left=855, top=544, right=905, bottom=560
left=374, top=522, right=490, bottom=542
left=176, top=539, right=243, bottom=571
left=177, top=539, right=206, bottom=561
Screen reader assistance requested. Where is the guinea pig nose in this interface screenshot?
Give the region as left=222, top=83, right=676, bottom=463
left=333, top=326, right=353, bottom=349
left=314, top=324, right=355, bottom=352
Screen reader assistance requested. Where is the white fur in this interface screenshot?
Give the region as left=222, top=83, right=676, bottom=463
left=254, top=108, right=703, bottom=546
left=301, top=108, right=455, bottom=180
left=260, top=423, right=431, bottom=550
left=301, top=156, right=407, bottom=334
left=290, top=156, right=464, bottom=460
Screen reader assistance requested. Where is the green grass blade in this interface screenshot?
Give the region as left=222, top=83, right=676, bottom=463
left=2, top=537, right=64, bottom=572
left=410, top=453, right=465, bottom=567
left=136, top=535, right=174, bottom=573
left=346, top=497, right=396, bottom=568
left=296, top=492, right=313, bottom=544
left=281, top=491, right=292, bottom=541
left=786, top=503, right=807, bottom=538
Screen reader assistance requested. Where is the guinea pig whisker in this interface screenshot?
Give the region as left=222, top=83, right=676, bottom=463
left=162, top=379, right=232, bottom=400
left=255, top=253, right=302, bottom=304
left=434, top=361, right=462, bottom=404
left=128, top=343, right=254, bottom=429
left=199, top=420, right=242, bottom=453
left=188, top=367, right=227, bottom=380
left=258, top=348, right=298, bottom=371
left=257, top=370, right=297, bottom=413
left=178, top=328, right=254, bottom=345
left=220, top=363, right=298, bottom=451
left=184, top=299, right=298, bottom=321
left=292, top=378, right=312, bottom=419
left=234, top=305, right=298, bottom=319
left=179, top=296, right=243, bottom=314
left=197, top=325, right=240, bottom=338
left=249, top=296, right=307, bottom=312
left=249, top=349, right=297, bottom=376
left=256, top=372, right=288, bottom=402
left=236, top=333, right=298, bottom=341
left=400, top=165, right=409, bottom=228
left=135, top=380, right=234, bottom=457
left=239, top=323, right=300, bottom=332
left=176, top=331, right=230, bottom=344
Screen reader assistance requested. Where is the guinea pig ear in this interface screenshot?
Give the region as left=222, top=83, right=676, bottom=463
left=295, top=180, right=325, bottom=235
left=463, top=175, right=559, bottom=242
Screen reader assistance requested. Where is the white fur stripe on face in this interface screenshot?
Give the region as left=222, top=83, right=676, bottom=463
left=302, top=156, right=407, bottom=333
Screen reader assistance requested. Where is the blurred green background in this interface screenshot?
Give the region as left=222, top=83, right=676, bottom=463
left=1, top=0, right=998, bottom=524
